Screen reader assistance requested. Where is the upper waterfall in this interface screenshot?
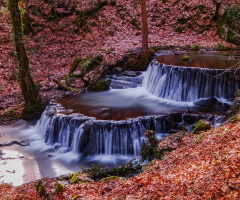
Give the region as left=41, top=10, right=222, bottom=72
left=142, top=60, right=239, bottom=102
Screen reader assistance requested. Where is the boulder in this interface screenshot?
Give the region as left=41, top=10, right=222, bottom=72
left=194, top=97, right=230, bottom=112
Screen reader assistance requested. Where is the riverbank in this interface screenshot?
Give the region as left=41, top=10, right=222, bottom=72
left=0, top=120, right=75, bottom=186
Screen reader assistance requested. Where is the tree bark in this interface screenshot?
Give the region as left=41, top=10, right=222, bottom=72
left=212, top=0, right=223, bottom=21
left=8, top=0, right=43, bottom=116
left=140, top=0, right=149, bottom=69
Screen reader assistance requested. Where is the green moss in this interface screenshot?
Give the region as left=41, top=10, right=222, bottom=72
left=36, top=180, right=43, bottom=192
left=89, top=80, right=110, bottom=91
left=106, top=21, right=112, bottom=26
left=22, top=12, right=34, bottom=35
left=218, top=6, right=240, bottom=45
left=140, top=130, right=172, bottom=161
left=175, top=27, right=184, bottom=33
left=196, top=26, right=206, bottom=34
left=55, top=182, right=65, bottom=194
left=195, top=133, right=204, bottom=143
left=70, top=4, right=77, bottom=13
left=193, top=120, right=211, bottom=134
left=108, top=31, right=114, bottom=36
left=69, top=57, right=82, bottom=74
left=130, top=19, right=141, bottom=30
left=79, top=162, right=141, bottom=180
left=182, top=54, right=190, bottom=61
left=110, top=0, right=116, bottom=6
left=173, top=0, right=180, bottom=6
left=72, top=195, right=80, bottom=200
left=177, top=15, right=190, bottom=24
left=70, top=172, right=80, bottom=184
left=74, top=0, right=108, bottom=28
left=101, top=176, right=119, bottom=182
left=228, top=90, right=240, bottom=119
left=36, top=180, right=50, bottom=199
left=89, top=21, right=97, bottom=26
left=231, top=115, right=239, bottom=123
left=120, top=14, right=125, bottom=20
left=192, top=44, right=200, bottom=51
left=199, top=5, right=207, bottom=14
left=200, top=106, right=212, bottom=113
left=80, top=55, right=103, bottom=75
left=4, top=108, right=15, bottom=115
left=213, top=43, right=230, bottom=51
left=196, top=12, right=201, bottom=18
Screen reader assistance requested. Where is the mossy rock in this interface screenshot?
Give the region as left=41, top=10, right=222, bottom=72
left=182, top=54, right=191, bottom=62
left=218, top=6, right=240, bottom=45
left=88, top=80, right=110, bottom=91
left=67, top=55, right=103, bottom=79
left=193, top=119, right=212, bottom=134
left=192, top=44, right=200, bottom=51
left=70, top=173, right=93, bottom=184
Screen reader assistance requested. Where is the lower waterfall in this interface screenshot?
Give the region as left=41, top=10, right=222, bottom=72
left=36, top=103, right=224, bottom=156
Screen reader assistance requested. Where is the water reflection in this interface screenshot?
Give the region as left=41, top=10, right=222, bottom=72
left=156, top=50, right=240, bottom=69
left=59, top=87, right=196, bottom=120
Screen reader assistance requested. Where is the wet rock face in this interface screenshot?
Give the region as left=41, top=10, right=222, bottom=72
left=218, top=6, right=240, bottom=45
left=109, top=71, right=143, bottom=89
left=37, top=103, right=225, bottom=156
left=193, top=97, right=231, bottom=112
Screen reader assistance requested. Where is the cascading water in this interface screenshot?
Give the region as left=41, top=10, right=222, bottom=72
left=35, top=58, right=237, bottom=161
left=143, top=60, right=238, bottom=102
left=36, top=103, right=224, bottom=157
left=36, top=104, right=166, bottom=155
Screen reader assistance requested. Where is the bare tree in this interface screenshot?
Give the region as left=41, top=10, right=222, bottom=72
left=140, top=0, right=149, bottom=68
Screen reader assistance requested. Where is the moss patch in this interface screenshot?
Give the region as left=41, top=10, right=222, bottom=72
left=175, top=27, right=184, bottom=33
left=193, top=119, right=211, bottom=134
left=101, top=176, right=119, bottom=182
left=192, top=44, right=200, bottom=51
left=88, top=80, right=110, bottom=91
left=182, top=54, right=190, bottom=62
left=218, top=6, right=240, bottom=45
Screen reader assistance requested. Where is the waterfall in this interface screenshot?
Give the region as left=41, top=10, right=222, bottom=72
left=36, top=103, right=224, bottom=156
left=35, top=59, right=235, bottom=158
left=142, top=60, right=238, bottom=102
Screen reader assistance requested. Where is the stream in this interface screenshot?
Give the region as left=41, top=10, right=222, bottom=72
left=0, top=50, right=239, bottom=186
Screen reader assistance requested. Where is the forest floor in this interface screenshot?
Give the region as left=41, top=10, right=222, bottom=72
left=1, top=0, right=240, bottom=199
left=1, top=117, right=240, bottom=199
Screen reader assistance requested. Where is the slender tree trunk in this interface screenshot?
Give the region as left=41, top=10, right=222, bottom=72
left=212, top=0, right=223, bottom=21
left=140, top=0, right=149, bottom=69
left=8, top=0, right=43, bottom=116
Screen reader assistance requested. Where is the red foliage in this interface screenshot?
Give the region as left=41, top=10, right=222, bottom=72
left=0, top=0, right=238, bottom=118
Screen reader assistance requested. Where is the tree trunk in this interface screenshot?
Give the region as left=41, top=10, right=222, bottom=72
left=212, top=0, right=222, bottom=21
left=8, top=0, right=43, bottom=117
left=140, top=0, right=149, bottom=69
